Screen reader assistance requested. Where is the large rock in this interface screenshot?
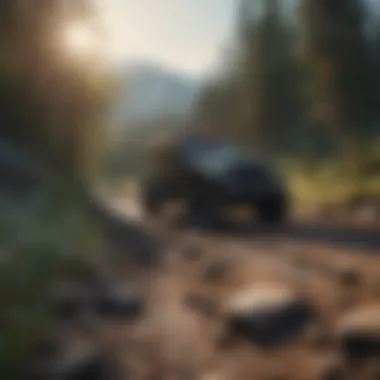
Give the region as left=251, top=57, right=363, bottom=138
left=335, top=306, right=380, bottom=363
left=224, top=283, right=315, bottom=348
left=95, top=283, right=144, bottom=321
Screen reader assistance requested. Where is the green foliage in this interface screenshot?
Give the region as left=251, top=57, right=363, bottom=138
left=298, top=0, right=377, bottom=136
left=194, top=0, right=301, bottom=155
left=0, top=1, right=116, bottom=377
left=283, top=138, right=380, bottom=210
left=192, top=0, right=380, bottom=181
left=0, top=177, right=101, bottom=378
left=245, top=0, right=299, bottom=153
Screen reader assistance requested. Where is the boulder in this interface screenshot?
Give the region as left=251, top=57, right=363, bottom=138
left=335, top=306, right=380, bottom=363
left=224, top=283, right=315, bottom=348
left=95, top=283, right=144, bottom=321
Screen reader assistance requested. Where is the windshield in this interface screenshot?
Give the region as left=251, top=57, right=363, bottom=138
left=183, top=140, right=245, bottom=177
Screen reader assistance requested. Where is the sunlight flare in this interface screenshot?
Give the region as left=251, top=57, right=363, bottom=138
left=60, top=22, right=99, bottom=58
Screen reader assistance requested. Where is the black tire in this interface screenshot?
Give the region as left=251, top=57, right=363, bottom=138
left=186, top=191, right=226, bottom=229
left=141, top=177, right=167, bottom=216
left=256, top=193, right=288, bottom=225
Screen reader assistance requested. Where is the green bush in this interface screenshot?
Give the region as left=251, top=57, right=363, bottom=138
left=0, top=177, right=101, bottom=378
left=282, top=153, right=380, bottom=211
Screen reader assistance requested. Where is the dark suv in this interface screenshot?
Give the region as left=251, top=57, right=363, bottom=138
left=140, top=137, right=289, bottom=227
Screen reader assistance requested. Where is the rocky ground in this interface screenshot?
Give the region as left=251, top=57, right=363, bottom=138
left=25, top=197, right=380, bottom=380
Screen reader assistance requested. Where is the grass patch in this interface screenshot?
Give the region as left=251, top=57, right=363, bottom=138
left=283, top=160, right=380, bottom=212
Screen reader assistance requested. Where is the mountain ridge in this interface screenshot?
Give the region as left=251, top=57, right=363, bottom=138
left=111, top=60, right=202, bottom=130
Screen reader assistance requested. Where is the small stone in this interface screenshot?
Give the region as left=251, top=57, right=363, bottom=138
left=95, top=296, right=143, bottom=321
left=202, top=261, right=230, bottom=282
left=337, top=269, right=362, bottom=288
left=224, top=283, right=315, bottom=348
left=335, top=306, right=380, bottom=363
left=95, top=284, right=144, bottom=321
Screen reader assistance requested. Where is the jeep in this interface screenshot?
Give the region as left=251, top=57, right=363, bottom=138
left=140, top=137, right=289, bottom=227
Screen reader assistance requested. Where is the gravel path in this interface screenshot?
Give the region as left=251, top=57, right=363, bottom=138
left=27, top=196, right=380, bottom=380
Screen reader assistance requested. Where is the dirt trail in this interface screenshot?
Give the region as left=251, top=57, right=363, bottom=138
left=116, top=194, right=380, bottom=253
left=119, top=198, right=380, bottom=378
left=28, top=196, right=380, bottom=380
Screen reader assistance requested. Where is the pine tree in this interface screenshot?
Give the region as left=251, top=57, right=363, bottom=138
left=236, top=0, right=299, bottom=155
left=299, top=0, right=376, bottom=161
left=0, top=0, right=114, bottom=182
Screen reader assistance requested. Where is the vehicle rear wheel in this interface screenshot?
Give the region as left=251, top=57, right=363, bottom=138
left=186, top=195, right=225, bottom=229
left=141, top=178, right=167, bottom=217
left=142, top=178, right=188, bottom=226
left=256, top=194, right=288, bottom=225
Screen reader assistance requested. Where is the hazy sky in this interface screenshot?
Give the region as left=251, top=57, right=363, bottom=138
left=95, top=0, right=238, bottom=76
